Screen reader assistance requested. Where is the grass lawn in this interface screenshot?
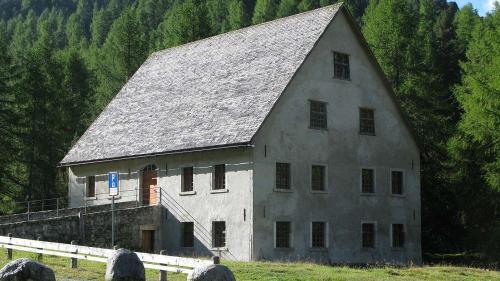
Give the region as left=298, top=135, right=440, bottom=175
left=0, top=250, right=498, bottom=281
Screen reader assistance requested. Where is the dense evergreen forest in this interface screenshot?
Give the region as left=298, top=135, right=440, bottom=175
left=0, top=0, right=498, bottom=262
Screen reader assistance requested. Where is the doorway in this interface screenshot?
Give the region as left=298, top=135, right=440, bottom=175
left=141, top=230, right=155, bottom=253
left=142, top=164, right=157, bottom=205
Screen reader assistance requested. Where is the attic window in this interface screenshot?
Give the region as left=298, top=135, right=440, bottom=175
left=333, top=52, right=350, bottom=80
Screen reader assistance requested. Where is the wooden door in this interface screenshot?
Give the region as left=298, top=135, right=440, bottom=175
left=142, top=230, right=155, bottom=253
left=142, top=169, right=157, bottom=205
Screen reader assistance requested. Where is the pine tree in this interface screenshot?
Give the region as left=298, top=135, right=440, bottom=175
left=252, top=0, right=276, bottom=24
left=207, top=0, right=230, bottom=34
left=297, top=0, right=319, bottom=12
left=156, top=0, right=209, bottom=48
left=454, top=6, right=500, bottom=190
left=98, top=7, right=148, bottom=108
left=227, top=0, right=246, bottom=30
left=277, top=0, right=298, bottom=18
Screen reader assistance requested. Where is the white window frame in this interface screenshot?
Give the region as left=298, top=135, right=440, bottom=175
left=85, top=175, right=97, bottom=199
left=310, top=164, right=328, bottom=193
left=390, top=169, right=405, bottom=196
left=310, top=221, right=329, bottom=248
left=274, top=221, right=293, bottom=249
left=360, top=167, right=376, bottom=194
left=390, top=223, right=405, bottom=249
left=274, top=161, right=293, bottom=192
left=361, top=221, right=377, bottom=249
left=210, top=164, right=228, bottom=193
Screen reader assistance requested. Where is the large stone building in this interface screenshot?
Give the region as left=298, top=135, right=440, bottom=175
left=60, top=3, right=421, bottom=264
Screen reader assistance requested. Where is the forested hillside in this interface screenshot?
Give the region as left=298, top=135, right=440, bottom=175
left=0, top=0, right=498, bottom=262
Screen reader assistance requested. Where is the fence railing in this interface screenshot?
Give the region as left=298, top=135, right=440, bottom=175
left=0, top=235, right=215, bottom=279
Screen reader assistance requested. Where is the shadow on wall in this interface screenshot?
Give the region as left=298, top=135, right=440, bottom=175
left=160, top=192, right=238, bottom=261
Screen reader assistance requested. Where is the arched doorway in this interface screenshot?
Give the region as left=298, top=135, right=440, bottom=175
left=142, top=164, right=157, bottom=205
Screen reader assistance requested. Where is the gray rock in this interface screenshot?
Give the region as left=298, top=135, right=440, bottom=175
left=105, top=249, right=145, bottom=281
left=188, top=264, right=236, bottom=281
left=0, top=258, right=56, bottom=281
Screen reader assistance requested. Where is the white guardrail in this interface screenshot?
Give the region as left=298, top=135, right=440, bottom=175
left=0, top=235, right=214, bottom=278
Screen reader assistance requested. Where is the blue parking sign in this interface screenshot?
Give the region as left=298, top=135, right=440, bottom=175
left=109, top=172, right=119, bottom=196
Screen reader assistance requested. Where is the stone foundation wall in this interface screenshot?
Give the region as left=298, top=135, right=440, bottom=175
left=0, top=206, right=163, bottom=251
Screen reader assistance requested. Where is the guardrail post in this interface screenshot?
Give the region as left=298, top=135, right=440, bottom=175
left=56, top=198, right=59, bottom=217
left=27, top=201, right=30, bottom=221
left=212, top=256, right=220, bottom=265
left=159, top=249, right=167, bottom=281
left=7, top=233, right=12, bottom=260
left=37, top=236, right=43, bottom=262
left=70, top=240, right=78, bottom=269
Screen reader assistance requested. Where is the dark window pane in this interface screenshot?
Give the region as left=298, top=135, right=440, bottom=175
left=276, top=221, right=291, bottom=248
left=359, top=108, right=375, bottom=135
left=213, top=164, right=225, bottom=190
left=361, top=169, right=374, bottom=193
left=182, top=167, right=193, bottom=192
left=310, top=101, right=327, bottom=129
left=87, top=176, right=95, bottom=197
left=311, top=165, right=325, bottom=191
left=182, top=222, right=194, bottom=247
left=276, top=163, right=291, bottom=189
left=362, top=223, right=375, bottom=248
left=312, top=222, right=326, bottom=248
left=391, top=171, right=403, bottom=194
left=392, top=224, right=405, bottom=247
left=334, top=52, right=350, bottom=80
left=212, top=221, right=226, bottom=248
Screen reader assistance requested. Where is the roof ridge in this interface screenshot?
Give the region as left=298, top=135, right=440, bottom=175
left=151, top=3, right=344, bottom=57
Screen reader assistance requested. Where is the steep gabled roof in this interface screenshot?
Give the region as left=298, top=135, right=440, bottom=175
left=60, top=3, right=343, bottom=166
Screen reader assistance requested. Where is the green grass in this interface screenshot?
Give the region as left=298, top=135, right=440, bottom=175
left=1, top=250, right=498, bottom=281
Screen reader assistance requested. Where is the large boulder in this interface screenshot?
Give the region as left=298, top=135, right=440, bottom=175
left=0, top=258, right=56, bottom=281
left=188, top=264, right=236, bottom=281
left=105, top=249, right=145, bottom=281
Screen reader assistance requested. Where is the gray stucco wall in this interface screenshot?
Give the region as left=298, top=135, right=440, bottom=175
left=251, top=11, right=421, bottom=264
left=68, top=147, right=253, bottom=260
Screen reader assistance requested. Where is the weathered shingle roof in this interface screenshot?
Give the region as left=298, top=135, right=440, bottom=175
left=61, top=4, right=343, bottom=165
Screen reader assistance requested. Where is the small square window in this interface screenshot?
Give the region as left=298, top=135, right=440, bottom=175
left=212, top=221, right=226, bottom=248
left=362, top=223, right=375, bottom=248
left=213, top=164, right=225, bottom=190
left=359, top=108, right=375, bottom=135
left=392, top=224, right=405, bottom=248
left=275, top=221, right=291, bottom=248
left=310, top=101, right=327, bottom=129
left=182, top=167, right=193, bottom=192
left=311, top=165, right=326, bottom=191
left=276, top=163, right=291, bottom=190
left=312, top=222, right=326, bottom=248
left=334, top=52, right=350, bottom=80
left=361, top=169, right=374, bottom=193
left=391, top=171, right=403, bottom=195
left=182, top=222, right=194, bottom=247
left=86, top=176, right=95, bottom=197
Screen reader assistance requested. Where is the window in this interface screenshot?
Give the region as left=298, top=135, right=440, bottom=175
left=213, top=164, right=226, bottom=190
left=359, top=108, right=375, bottom=135
left=212, top=221, right=226, bottom=248
left=86, top=176, right=95, bottom=197
left=392, top=224, right=405, bottom=248
left=311, top=222, right=326, bottom=248
left=276, top=163, right=291, bottom=190
left=182, top=222, right=194, bottom=247
left=361, top=169, right=374, bottom=193
left=182, top=167, right=194, bottom=192
left=310, top=101, right=327, bottom=129
left=311, top=165, right=326, bottom=191
left=362, top=223, right=375, bottom=248
left=275, top=221, right=291, bottom=248
left=391, top=170, right=403, bottom=195
left=333, top=52, right=350, bottom=80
